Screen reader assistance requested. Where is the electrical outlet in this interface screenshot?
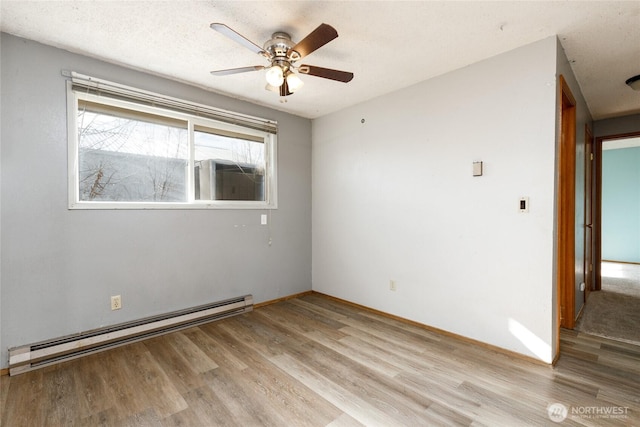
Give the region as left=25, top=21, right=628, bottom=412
left=111, top=295, right=122, bottom=310
left=390, top=280, right=397, bottom=291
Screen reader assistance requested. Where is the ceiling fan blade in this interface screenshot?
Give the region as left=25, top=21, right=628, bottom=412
left=291, top=23, right=338, bottom=59
left=298, top=65, right=354, bottom=83
left=210, top=65, right=265, bottom=76
left=210, top=23, right=267, bottom=56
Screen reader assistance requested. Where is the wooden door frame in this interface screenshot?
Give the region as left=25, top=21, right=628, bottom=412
left=558, top=75, right=576, bottom=330
left=593, top=130, right=640, bottom=291
left=594, top=136, right=603, bottom=291
left=584, top=124, right=593, bottom=301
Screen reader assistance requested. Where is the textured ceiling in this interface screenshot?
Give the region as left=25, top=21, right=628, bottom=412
left=1, top=1, right=639, bottom=120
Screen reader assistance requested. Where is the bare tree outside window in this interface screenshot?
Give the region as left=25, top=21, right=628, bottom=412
left=77, top=106, right=188, bottom=202
left=69, top=84, right=276, bottom=209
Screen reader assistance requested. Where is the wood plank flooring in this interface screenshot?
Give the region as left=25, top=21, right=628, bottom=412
left=1, top=293, right=639, bottom=426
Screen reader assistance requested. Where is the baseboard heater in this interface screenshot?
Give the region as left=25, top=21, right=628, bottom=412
left=8, top=294, right=253, bottom=376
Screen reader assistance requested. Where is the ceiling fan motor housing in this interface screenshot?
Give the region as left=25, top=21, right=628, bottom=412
left=264, top=32, right=300, bottom=62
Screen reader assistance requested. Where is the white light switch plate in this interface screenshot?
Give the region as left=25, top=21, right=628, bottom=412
left=473, top=161, right=483, bottom=176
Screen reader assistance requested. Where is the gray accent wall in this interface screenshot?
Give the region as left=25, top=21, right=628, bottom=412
left=0, top=34, right=312, bottom=368
left=594, top=114, right=640, bottom=138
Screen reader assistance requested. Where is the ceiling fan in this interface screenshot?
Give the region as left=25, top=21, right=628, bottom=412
left=209, top=23, right=354, bottom=97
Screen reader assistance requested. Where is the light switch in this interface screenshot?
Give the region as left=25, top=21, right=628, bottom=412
left=473, top=161, right=483, bottom=177
left=519, top=197, right=529, bottom=212
left=261, top=214, right=268, bottom=225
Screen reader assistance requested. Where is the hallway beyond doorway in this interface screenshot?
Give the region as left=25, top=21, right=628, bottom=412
left=576, top=262, right=640, bottom=344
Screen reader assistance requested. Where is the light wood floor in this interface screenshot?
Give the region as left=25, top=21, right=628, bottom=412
left=1, top=293, right=639, bottom=426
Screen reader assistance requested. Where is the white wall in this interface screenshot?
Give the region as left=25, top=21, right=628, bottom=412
left=313, top=37, right=559, bottom=362
left=0, top=34, right=312, bottom=369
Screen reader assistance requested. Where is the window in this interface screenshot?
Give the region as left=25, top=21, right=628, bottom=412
left=194, top=125, right=266, bottom=201
left=67, top=73, right=277, bottom=209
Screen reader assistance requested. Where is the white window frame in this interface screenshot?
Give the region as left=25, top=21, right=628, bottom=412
left=67, top=77, right=277, bottom=210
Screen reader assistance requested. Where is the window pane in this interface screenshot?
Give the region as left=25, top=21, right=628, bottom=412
left=194, top=127, right=265, bottom=201
left=77, top=105, right=188, bottom=202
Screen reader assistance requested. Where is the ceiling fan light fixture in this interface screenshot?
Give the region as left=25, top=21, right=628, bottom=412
left=286, top=72, right=304, bottom=92
left=265, top=65, right=284, bottom=87
left=625, top=74, right=640, bottom=91
left=210, top=23, right=353, bottom=98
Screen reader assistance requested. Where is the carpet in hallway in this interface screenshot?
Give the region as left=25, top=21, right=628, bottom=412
left=576, top=262, right=640, bottom=345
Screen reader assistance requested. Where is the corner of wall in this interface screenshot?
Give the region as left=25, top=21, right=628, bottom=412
left=555, top=35, right=593, bottom=339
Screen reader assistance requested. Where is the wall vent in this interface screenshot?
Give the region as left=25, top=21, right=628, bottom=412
left=8, top=294, right=253, bottom=375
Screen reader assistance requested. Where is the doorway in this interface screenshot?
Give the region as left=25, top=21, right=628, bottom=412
left=598, top=134, right=640, bottom=267
left=576, top=132, right=640, bottom=344
left=593, top=131, right=640, bottom=290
